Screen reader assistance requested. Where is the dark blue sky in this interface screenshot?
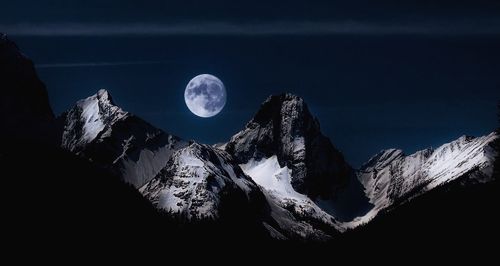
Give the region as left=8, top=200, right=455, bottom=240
left=2, top=1, right=500, bottom=167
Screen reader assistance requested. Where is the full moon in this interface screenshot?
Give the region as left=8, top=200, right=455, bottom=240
left=184, top=74, right=227, bottom=118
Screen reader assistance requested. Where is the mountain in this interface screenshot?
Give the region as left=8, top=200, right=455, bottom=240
left=225, top=93, right=372, bottom=224
left=0, top=33, right=56, bottom=144
left=347, top=131, right=499, bottom=227
left=59, top=89, right=187, bottom=188
left=225, top=93, right=352, bottom=198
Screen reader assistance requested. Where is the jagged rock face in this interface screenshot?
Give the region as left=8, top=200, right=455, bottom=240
left=359, top=132, right=499, bottom=211
left=140, top=143, right=263, bottom=220
left=0, top=34, right=55, bottom=143
left=60, top=89, right=187, bottom=187
left=225, top=93, right=352, bottom=199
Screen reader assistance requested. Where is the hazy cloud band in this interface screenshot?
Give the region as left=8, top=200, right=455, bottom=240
left=2, top=21, right=500, bottom=36
left=37, top=61, right=166, bottom=68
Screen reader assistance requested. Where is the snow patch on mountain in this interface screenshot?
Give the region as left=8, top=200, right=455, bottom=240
left=240, top=155, right=341, bottom=232
left=241, top=155, right=305, bottom=201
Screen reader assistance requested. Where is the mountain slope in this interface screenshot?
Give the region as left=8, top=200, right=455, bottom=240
left=139, top=142, right=289, bottom=240
left=346, top=131, right=499, bottom=227
left=59, top=89, right=187, bottom=187
left=342, top=172, right=499, bottom=247
left=141, top=142, right=262, bottom=219
left=0, top=33, right=56, bottom=144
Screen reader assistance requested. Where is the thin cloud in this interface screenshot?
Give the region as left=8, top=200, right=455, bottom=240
left=37, top=60, right=167, bottom=68
left=2, top=21, right=500, bottom=36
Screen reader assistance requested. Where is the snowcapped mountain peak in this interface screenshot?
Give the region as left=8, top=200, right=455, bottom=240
left=264, top=93, right=304, bottom=105
left=75, top=89, right=122, bottom=118
left=76, top=89, right=117, bottom=111
left=359, top=131, right=498, bottom=212
left=97, top=88, right=111, bottom=100
left=226, top=93, right=353, bottom=199
left=64, top=90, right=128, bottom=150
left=225, top=93, right=372, bottom=234
left=262, top=93, right=305, bottom=109
left=60, top=90, right=187, bottom=188
left=80, top=88, right=116, bottom=109
left=141, top=141, right=262, bottom=220
left=249, top=93, right=309, bottom=128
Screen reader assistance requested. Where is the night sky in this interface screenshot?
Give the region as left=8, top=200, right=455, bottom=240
left=2, top=1, right=500, bottom=167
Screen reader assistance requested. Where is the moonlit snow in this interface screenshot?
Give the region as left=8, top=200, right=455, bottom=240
left=141, top=143, right=259, bottom=219
left=184, top=74, right=226, bottom=118
left=61, top=89, right=187, bottom=188
left=240, top=156, right=341, bottom=232
left=348, top=132, right=499, bottom=228
left=240, top=155, right=304, bottom=201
